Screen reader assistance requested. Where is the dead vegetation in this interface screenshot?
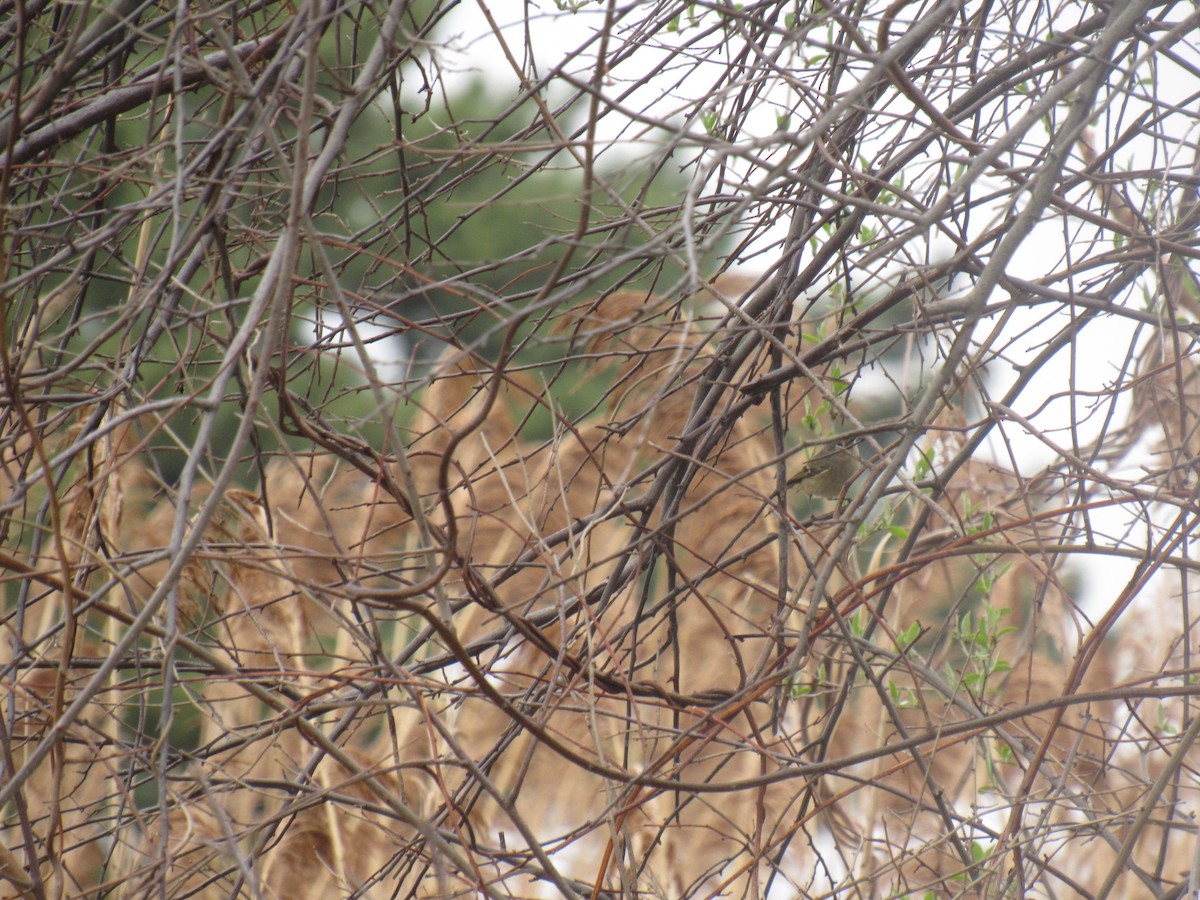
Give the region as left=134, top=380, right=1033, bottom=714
left=6, top=2, right=1200, bottom=898
left=4, top=283, right=1200, bottom=898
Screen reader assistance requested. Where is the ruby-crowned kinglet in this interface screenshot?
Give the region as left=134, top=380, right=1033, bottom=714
left=787, top=440, right=860, bottom=499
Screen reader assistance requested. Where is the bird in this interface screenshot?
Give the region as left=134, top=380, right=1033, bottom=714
left=787, top=439, right=860, bottom=499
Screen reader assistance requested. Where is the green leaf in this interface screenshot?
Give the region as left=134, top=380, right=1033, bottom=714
left=913, top=448, right=933, bottom=480
left=849, top=611, right=867, bottom=637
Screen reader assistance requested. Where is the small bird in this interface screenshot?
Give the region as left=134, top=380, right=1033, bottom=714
left=787, top=439, right=860, bottom=499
